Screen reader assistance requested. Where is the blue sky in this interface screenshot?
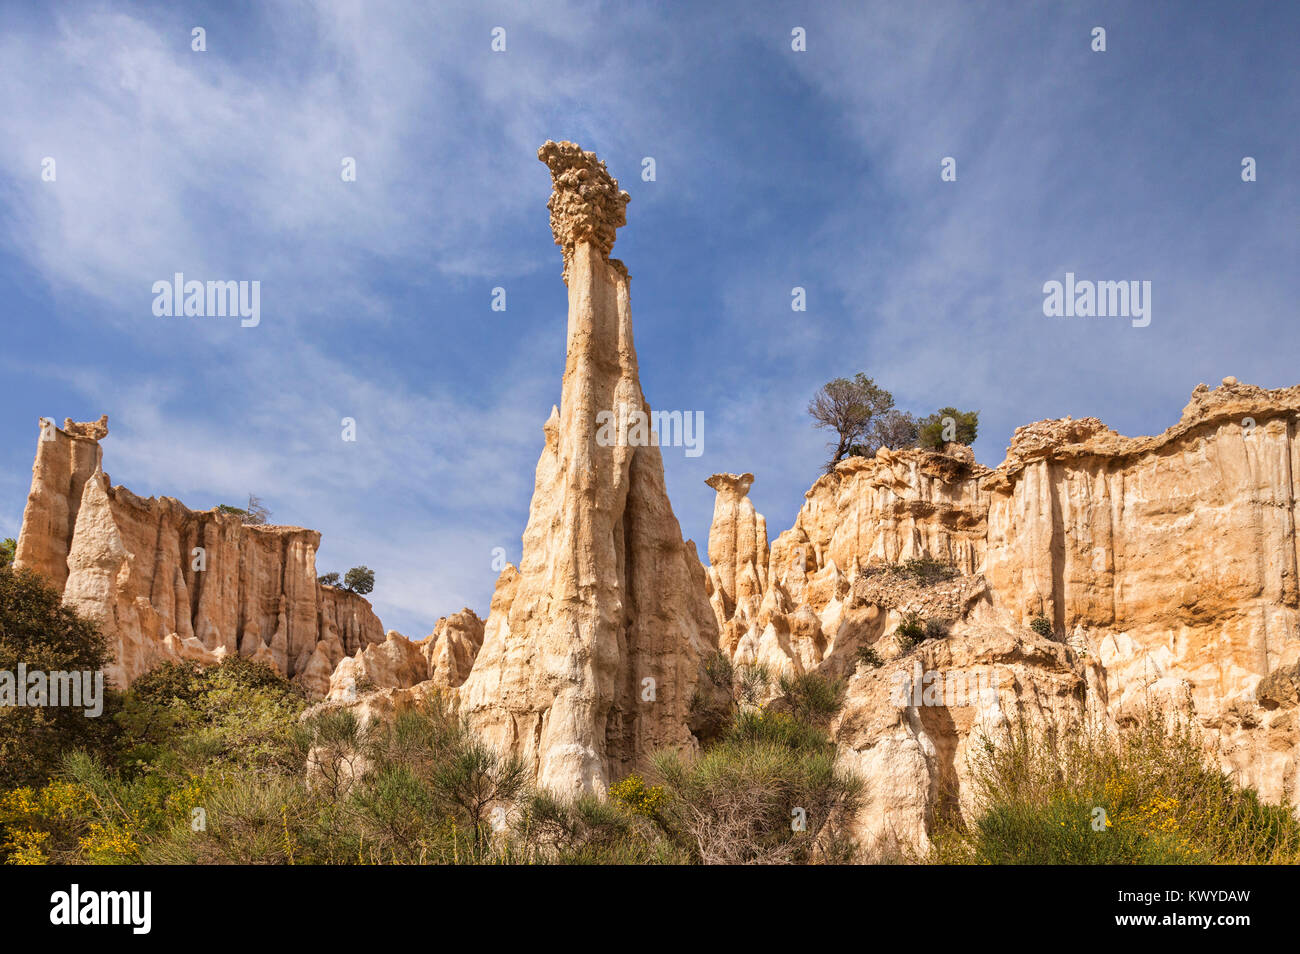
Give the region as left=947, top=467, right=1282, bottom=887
left=2, top=0, right=1297, bottom=638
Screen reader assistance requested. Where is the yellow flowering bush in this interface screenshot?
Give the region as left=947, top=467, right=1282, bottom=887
left=0, top=780, right=93, bottom=864
left=608, top=774, right=666, bottom=817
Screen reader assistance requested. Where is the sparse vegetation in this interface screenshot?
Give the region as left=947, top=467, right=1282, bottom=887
left=898, top=557, right=959, bottom=584
left=316, top=566, right=375, bottom=595
left=733, top=662, right=771, bottom=709
left=808, top=376, right=981, bottom=467
left=808, top=373, right=898, bottom=466
left=216, top=494, right=270, bottom=525
left=653, top=698, right=861, bottom=864
left=1029, top=614, right=1053, bottom=638
left=4, top=623, right=1289, bottom=866
left=776, top=672, right=845, bottom=726
left=923, top=618, right=950, bottom=640
left=0, top=636, right=865, bottom=866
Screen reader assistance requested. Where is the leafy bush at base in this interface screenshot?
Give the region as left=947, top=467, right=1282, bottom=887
left=0, top=566, right=117, bottom=790
left=928, top=709, right=1300, bottom=865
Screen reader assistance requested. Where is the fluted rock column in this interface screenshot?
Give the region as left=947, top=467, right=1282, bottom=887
left=459, top=142, right=723, bottom=796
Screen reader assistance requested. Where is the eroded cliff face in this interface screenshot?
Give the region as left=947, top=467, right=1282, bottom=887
left=983, top=379, right=1300, bottom=809
left=15, top=419, right=385, bottom=693
left=457, top=142, right=723, bottom=797
left=326, top=608, right=485, bottom=702
left=709, top=377, right=1300, bottom=850
left=14, top=416, right=106, bottom=591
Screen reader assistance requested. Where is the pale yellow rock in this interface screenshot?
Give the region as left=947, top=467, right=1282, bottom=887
left=713, top=379, right=1300, bottom=843
left=327, top=630, right=427, bottom=702
left=833, top=625, right=1101, bottom=857
left=420, top=608, right=486, bottom=687
left=704, top=473, right=768, bottom=626
left=458, top=142, right=724, bottom=797
left=14, top=416, right=106, bottom=590
left=325, top=610, right=486, bottom=702
left=16, top=422, right=386, bottom=693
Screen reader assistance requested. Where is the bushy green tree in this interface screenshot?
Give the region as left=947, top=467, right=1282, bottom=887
left=115, top=655, right=309, bottom=776
left=917, top=407, right=979, bottom=450
left=0, top=566, right=116, bottom=789
left=343, top=566, right=374, bottom=595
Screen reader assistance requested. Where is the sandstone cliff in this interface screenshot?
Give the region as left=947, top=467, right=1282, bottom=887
left=707, top=376, right=1300, bottom=850
left=14, top=416, right=106, bottom=591
left=14, top=418, right=385, bottom=692
left=457, top=142, right=724, bottom=796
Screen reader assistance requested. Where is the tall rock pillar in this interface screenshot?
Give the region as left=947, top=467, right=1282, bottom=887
left=14, top=416, right=108, bottom=590
left=459, top=142, right=722, bottom=796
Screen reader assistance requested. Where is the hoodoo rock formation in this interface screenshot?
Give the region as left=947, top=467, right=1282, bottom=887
left=457, top=142, right=724, bottom=796
left=704, top=472, right=768, bottom=654
left=707, top=377, right=1300, bottom=852
left=14, top=417, right=385, bottom=692
left=13, top=141, right=1298, bottom=862
left=14, top=416, right=107, bottom=592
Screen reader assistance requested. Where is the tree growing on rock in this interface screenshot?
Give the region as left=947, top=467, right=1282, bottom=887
left=854, top=409, right=919, bottom=457
left=808, top=374, right=897, bottom=465
left=343, top=566, right=374, bottom=595
left=216, top=494, right=271, bottom=525
left=917, top=407, right=979, bottom=450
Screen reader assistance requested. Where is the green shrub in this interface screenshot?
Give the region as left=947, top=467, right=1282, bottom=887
left=513, top=790, right=681, bottom=864
left=924, top=618, right=950, bottom=640
left=733, top=662, right=771, bottom=708
left=116, top=656, right=308, bottom=776
left=894, top=612, right=925, bottom=652
left=1029, top=615, right=1053, bottom=638
left=857, top=645, right=883, bottom=668
left=653, top=736, right=859, bottom=865
left=931, top=708, right=1300, bottom=865
left=726, top=708, right=834, bottom=755
left=702, top=651, right=733, bottom=690
left=607, top=774, right=665, bottom=817
left=775, top=672, right=845, bottom=726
